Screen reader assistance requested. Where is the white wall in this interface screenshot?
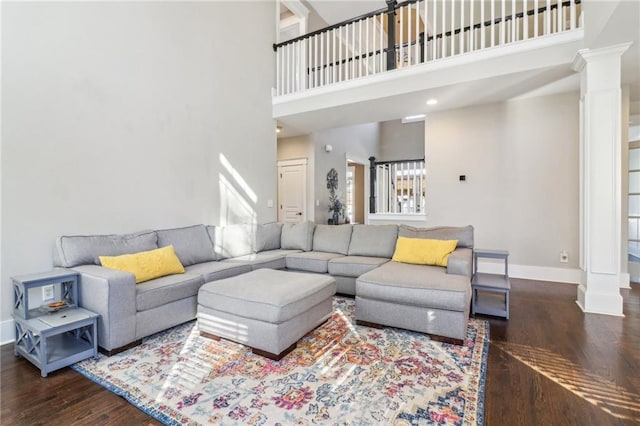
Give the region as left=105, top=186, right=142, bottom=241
left=277, top=135, right=316, bottom=221
left=425, top=92, right=580, bottom=272
left=379, top=119, right=425, bottom=162
left=313, top=123, right=380, bottom=224
left=1, top=2, right=276, bottom=340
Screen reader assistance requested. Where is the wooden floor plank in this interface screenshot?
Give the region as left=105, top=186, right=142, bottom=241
left=1, top=279, right=639, bottom=425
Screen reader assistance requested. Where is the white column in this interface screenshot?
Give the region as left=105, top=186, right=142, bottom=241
left=572, top=43, right=631, bottom=317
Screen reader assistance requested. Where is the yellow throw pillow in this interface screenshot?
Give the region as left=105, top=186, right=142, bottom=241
left=392, top=237, right=458, bottom=267
left=99, top=245, right=185, bottom=283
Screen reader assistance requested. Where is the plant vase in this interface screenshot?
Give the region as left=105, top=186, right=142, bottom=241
left=332, top=211, right=339, bottom=226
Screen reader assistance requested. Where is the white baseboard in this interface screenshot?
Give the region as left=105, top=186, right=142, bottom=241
left=477, top=261, right=581, bottom=284
left=1, top=319, right=14, bottom=345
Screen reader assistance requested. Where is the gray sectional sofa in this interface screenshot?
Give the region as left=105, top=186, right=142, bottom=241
left=53, top=221, right=474, bottom=354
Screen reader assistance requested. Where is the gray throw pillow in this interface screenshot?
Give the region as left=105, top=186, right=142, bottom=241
left=398, top=225, right=474, bottom=248
left=281, top=221, right=315, bottom=251
left=156, top=225, right=216, bottom=266
left=54, top=231, right=158, bottom=267
left=256, top=222, right=283, bottom=252
left=312, top=225, right=353, bottom=255
left=347, top=225, right=398, bottom=258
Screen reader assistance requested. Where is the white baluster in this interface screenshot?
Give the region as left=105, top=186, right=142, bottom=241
left=557, top=0, right=562, bottom=32
left=424, top=0, right=429, bottom=62
left=545, top=0, right=550, bottom=35
left=460, top=0, right=465, bottom=54
left=351, top=23, right=356, bottom=78
left=470, top=0, right=475, bottom=50
left=433, top=0, right=438, bottom=59
left=501, top=0, right=506, bottom=45
left=276, top=47, right=281, bottom=95
left=399, top=5, right=404, bottom=67
left=511, top=0, right=516, bottom=42
left=570, top=0, right=576, bottom=30
left=415, top=1, right=420, bottom=64
left=444, top=0, right=448, bottom=57
left=523, top=0, right=528, bottom=40
left=378, top=14, right=385, bottom=72
left=481, top=0, right=486, bottom=49
left=450, top=0, right=455, bottom=56
left=534, top=0, right=539, bottom=37
left=407, top=5, right=412, bottom=66
left=491, top=0, right=496, bottom=47
left=366, top=17, right=370, bottom=75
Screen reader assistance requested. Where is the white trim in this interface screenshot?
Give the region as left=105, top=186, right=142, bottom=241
left=619, top=272, right=631, bottom=289
left=1, top=319, right=14, bottom=345
left=367, top=213, right=427, bottom=222
left=277, top=158, right=307, bottom=167
left=477, top=261, right=581, bottom=284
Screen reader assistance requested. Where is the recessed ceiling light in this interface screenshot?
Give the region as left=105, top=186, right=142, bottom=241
left=276, top=126, right=282, bottom=133
left=426, top=99, right=438, bottom=105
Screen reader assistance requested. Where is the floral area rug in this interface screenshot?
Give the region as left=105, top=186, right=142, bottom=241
left=72, top=297, right=489, bottom=425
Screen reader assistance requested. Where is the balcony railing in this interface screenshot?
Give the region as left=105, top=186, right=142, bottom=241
left=274, top=0, right=582, bottom=96
left=369, top=156, right=426, bottom=215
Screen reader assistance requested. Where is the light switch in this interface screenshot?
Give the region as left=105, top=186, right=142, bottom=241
left=267, top=199, right=274, bottom=208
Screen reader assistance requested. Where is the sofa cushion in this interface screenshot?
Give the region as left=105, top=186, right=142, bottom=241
left=281, top=221, right=315, bottom=251
left=328, top=256, right=390, bottom=277
left=198, top=269, right=336, bottom=323
left=99, top=245, right=185, bottom=284
left=214, top=224, right=256, bottom=259
left=136, top=273, right=204, bottom=312
left=392, top=237, right=458, bottom=267
left=399, top=225, right=474, bottom=248
left=356, top=261, right=470, bottom=312
left=54, top=231, right=158, bottom=267
left=285, top=251, right=344, bottom=273
left=223, top=249, right=301, bottom=271
left=156, top=225, right=216, bottom=266
left=312, top=225, right=352, bottom=255
left=256, top=222, right=283, bottom=252
left=347, top=225, right=398, bottom=258
left=184, top=261, right=252, bottom=283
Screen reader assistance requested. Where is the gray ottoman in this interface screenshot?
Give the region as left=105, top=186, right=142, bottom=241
left=197, top=268, right=336, bottom=360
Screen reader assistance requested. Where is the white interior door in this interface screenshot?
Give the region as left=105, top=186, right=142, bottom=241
left=278, top=160, right=307, bottom=223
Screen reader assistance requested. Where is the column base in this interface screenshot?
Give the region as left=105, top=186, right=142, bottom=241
left=576, top=279, right=624, bottom=317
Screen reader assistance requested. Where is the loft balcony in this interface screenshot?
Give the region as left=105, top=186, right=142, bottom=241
left=273, top=0, right=584, bottom=132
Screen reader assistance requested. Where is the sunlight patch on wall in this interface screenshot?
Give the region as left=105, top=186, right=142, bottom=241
left=218, top=153, right=258, bottom=226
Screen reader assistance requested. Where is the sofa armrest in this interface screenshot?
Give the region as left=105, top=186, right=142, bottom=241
left=71, top=265, right=137, bottom=351
left=447, top=248, right=473, bottom=277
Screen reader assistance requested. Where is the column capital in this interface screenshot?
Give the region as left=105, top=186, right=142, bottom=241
left=572, top=42, right=632, bottom=72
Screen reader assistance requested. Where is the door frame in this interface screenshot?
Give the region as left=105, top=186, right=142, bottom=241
left=277, top=158, right=308, bottom=223
left=345, top=153, right=369, bottom=224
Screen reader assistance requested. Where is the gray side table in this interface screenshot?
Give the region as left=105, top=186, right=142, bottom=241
left=14, top=308, right=99, bottom=377
left=471, top=249, right=510, bottom=319
left=12, top=270, right=99, bottom=377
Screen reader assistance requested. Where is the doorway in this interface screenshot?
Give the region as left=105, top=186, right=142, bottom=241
left=277, top=159, right=307, bottom=223
left=347, top=162, right=365, bottom=224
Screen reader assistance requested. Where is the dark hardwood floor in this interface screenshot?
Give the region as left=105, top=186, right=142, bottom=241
left=1, top=279, right=639, bottom=425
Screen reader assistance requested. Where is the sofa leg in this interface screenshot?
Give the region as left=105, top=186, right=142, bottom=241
left=98, top=339, right=142, bottom=357
left=429, top=334, right=464, bottom=346
left=201, top=330, right=297, bottom=361
left=355, top=320, right=383, bottom=329
left=252, top=343, right=297, bottom=361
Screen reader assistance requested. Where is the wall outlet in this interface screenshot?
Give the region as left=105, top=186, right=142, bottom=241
left=42, top=285, right=55, bottom=301
left=560, top=250, right=569, bottom=263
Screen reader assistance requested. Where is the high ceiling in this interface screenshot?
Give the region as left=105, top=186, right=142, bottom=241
left=276, top=0, right=640, bottom=138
